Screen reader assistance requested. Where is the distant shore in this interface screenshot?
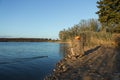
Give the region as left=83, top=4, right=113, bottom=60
left=0, top=38, right=59, bottom=42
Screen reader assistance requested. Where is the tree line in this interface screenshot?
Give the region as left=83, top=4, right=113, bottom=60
left=96, top=0, right=120, bottom=32
left=59, top=0, right=120, bottom=41
left=0, top=38, right=58, bottom=42
left=59, top=19, right=100, bottom=41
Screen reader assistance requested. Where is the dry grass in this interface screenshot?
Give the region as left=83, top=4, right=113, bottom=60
left=67, top=32, right=120, bottom=51
left=84, top=32, right=120, bottom=50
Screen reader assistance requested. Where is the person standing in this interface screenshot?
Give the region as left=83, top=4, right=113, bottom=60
left=71, top=34, right=85, bottom=58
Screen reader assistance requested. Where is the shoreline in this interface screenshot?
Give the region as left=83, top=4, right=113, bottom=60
left=44, top=45, right=120, bottom=80
left=56, top=41, right=71, bottom=44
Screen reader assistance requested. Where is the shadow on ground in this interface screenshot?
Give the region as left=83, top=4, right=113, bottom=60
left=84, top=46, right=101, bottom=55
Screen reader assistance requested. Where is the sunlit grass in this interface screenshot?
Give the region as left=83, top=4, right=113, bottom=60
left=83, top=32, right=120, bottom=50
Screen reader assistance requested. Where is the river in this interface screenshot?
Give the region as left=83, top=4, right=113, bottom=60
left=0, top=42, right=67, bottom=80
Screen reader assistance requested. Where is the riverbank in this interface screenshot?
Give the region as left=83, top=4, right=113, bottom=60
left=44, top=45, right=120, bottom=80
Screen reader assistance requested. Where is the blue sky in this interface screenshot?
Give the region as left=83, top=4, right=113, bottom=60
left=0, top=0, right=98, bottom=39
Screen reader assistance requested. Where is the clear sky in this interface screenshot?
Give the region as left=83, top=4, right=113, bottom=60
left=0, top=0, right=98, bottom=39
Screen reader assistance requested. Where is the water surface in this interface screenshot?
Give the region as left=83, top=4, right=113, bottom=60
left=0, top=42, right=66, bottom=80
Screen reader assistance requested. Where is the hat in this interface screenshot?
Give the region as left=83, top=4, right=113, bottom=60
left=75, top=36, right=80, bottom=40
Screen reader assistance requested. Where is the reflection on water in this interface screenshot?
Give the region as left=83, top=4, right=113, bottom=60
left=0, top=42, right=66, bottom=80
left=59, top=43, right=69, bottom=57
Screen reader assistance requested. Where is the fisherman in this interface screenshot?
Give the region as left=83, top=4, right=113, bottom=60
left=71, top=34, right=85, bottom=58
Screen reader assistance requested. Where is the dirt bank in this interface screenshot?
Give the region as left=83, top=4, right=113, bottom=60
left=44, top=45, right=120, bottom=80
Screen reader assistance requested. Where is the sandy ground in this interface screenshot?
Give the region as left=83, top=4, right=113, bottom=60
left=44, top=45, right=120, bottom=80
